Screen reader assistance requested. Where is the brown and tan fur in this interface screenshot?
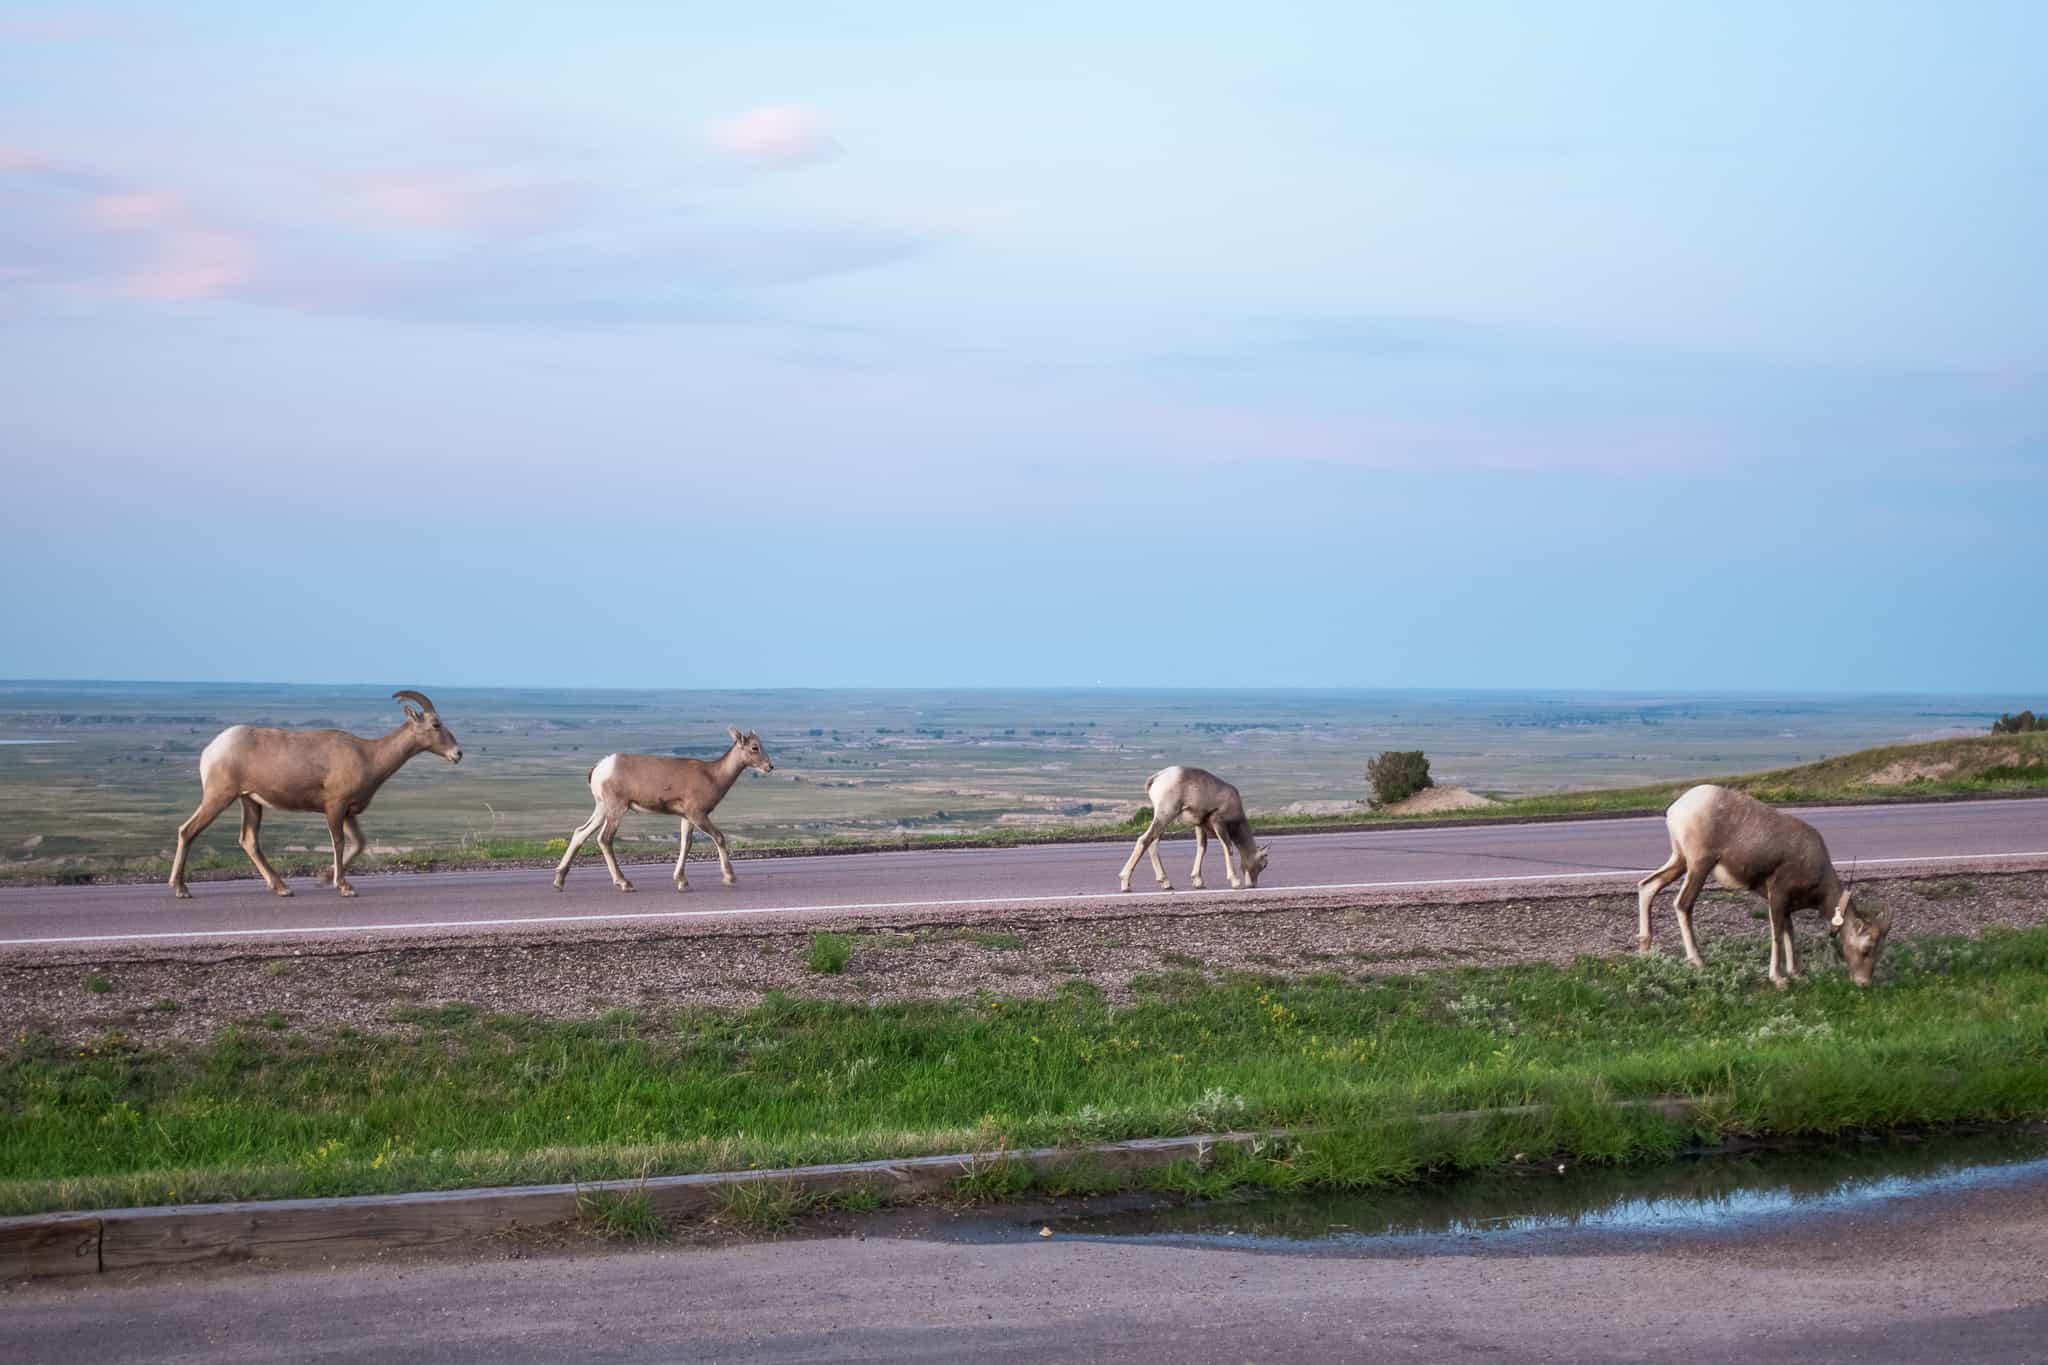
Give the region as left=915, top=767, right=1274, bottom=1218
left=1118, top=765, right=1271, bottom=892
left=168, top=691, right=462, bottom=900
left=1637, top=784, right=1890, bottom=987
left=553, top=728, right=774, bottom=893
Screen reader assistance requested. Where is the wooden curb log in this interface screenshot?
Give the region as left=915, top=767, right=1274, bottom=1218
left=0, top=1099, right=1702, bottom=1281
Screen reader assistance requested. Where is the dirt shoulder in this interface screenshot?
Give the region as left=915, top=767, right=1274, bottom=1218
left=8, top=871, right=2042, bottom=1047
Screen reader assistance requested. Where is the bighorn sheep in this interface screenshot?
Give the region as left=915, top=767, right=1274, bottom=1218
left=1118, top=765, right=1271, bottom=892
left=1637, top=784, right=1891, bottom=987
left=168, top=691, right=463, bottom=900
left=553, top=728, right=774, bottom=893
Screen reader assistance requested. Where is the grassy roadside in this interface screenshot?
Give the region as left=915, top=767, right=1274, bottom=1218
left=6, top=924, right=2047, bottom=1218
left=5, top=731, right=2044, bottom=888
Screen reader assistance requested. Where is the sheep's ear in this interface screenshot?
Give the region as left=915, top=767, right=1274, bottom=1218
left=402, top=704, right=424, bottom=723
left=728, top=726, right=744, bottom=743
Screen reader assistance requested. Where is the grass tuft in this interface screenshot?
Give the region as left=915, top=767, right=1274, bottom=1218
left=805, top=932, right=853, bottom=975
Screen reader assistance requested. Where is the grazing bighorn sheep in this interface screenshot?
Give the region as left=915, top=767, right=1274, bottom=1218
left=1118, top=765, right=1271, bottom=892
left=168, top=691, right=463, bottom=900
left=553, top=728, right=774, bottom=893
left=1637, top=784, right=1891, bottom=987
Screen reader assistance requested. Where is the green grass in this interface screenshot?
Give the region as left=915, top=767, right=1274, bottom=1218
left=6, top=925, right=2048, bottom=1217
left=805, top=932, right=853, bottom=974
left=576, top=1186, right=666, bottom=1241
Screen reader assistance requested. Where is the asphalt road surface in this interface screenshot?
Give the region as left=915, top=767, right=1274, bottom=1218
left=6, top=1148, right=2046, bottom=1363
left=3, top=798, right=2044, bottom=950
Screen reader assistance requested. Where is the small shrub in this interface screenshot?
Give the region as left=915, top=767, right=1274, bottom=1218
left=1366, top=751, right=1433, bottom=807
left=1990, top=709, right=2042, bottom=734
left=84, top=974, right=113, bottom=995
left=805, top=932, right=852, bottom=974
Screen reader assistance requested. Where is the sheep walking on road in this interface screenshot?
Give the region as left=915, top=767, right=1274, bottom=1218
left=554, top=728, right=774, bottom=893
left=169, top=690, right=463, bottom=900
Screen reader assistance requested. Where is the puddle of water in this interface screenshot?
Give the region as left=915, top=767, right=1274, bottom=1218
left=976, top=1127, right=2048, bottom=1253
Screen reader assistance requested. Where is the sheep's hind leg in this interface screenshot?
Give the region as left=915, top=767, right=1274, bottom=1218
left=597, top=814, right=634, bottom=892
left=1189, top=821, right=1209, bottom=890
left=170, top=788, right=237, bottom=899
left=1672, top=860, right=1714, bottom=968
left=238, top=799, right=293, bottom=897
left=1118, top=817, right=1173, bottom=892
left=553, top=805, right=606, bottom=890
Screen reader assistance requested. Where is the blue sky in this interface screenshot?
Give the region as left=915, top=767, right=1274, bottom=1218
left=2, top=2, right=2042, bottom=690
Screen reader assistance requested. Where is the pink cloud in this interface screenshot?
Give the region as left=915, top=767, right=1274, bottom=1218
left=0, top=10, right=127, bottom=41
left=709, top=105, right=840, bottom=169
left=123, top=228, right=256, bottom=300
left=82, top=190, right=181, bottom=228
left=355, top=173, right=570, bottom=234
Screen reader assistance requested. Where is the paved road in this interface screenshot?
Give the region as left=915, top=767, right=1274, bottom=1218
left=3, top=798, right=2044, bottom=950
left=6, top=1151, right=2046, bottom=1362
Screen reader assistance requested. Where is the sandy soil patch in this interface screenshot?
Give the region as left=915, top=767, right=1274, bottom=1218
left=7, top=872, right=2043, bottom=1047
left=1383, top=785, right=1499, bottom=814
left=1866, top=760, right=1962, bottom=786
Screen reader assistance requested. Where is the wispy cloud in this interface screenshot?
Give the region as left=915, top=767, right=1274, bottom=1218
left=0, top=7, right=131, bottom=41
left=709, top=105, right=841, bottom=169
left=0, top=132, right=924, bottom=322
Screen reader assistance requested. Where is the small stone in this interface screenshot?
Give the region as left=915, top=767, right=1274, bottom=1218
left=1039, top=1226, right=1053, bottom=1238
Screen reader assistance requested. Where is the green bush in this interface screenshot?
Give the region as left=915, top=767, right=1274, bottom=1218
left=1991, top=710, right=2042, bottom=734
left=1367, top=751, right=1433, bottom=808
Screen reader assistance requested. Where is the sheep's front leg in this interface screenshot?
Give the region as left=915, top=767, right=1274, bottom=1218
left=699, top=817, right=737, bottom=886
left=325, top=809, right=356, bottom=897
left=674, top=819, right=693, bottom=892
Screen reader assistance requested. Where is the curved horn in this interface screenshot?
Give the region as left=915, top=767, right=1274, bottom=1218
left=392, top=690, right=438, bottom=715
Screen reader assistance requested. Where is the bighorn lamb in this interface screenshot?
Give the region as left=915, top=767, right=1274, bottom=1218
left=1118, top=765, right=1271, bottom=892
left=1637, top=784, right=1890, bottom=986
left=553, top=728, right=774, bottom=893
left=169, top=691, right=463, bottom=900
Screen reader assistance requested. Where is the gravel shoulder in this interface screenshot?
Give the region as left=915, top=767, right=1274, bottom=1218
left=8, top=871, right=2044, bottom=1046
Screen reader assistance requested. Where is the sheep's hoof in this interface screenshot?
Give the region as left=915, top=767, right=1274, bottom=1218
left=274, top=885, right=294, bottom=899
left=1770, top=976, right=1789, bottom=990
left=1636, top=937, right=1653, bottom=953
left=336, top=885, right=356, bottom=898
left=172, top=885, right=192, bottom=900
left=1157, top=882, right=1174, bottom=892
left=722, top=875, right=736, bottom=887
left=1190, top=878, right=1206, bottom=890
left=551, top=878, right=565, bottom=892
left=1117, top=881, right=1131, bottom=893
left=616, top=881, right=636, bottom=893
left=675, top=882, right=688, bottom=893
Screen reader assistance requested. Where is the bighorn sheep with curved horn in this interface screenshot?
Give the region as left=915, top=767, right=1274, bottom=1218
left=168, top=691, right=463, bottom=900
left=553, top=728, right=774, bottom=893
left=1637, top=784, right=1891, bottom=987
left=1118, top=765, right=1271, bottom=892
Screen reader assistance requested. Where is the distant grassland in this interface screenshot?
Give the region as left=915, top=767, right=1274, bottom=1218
left=0, top=683, right=2039, bottom=883
left=6, top=923, right=2046, bottom=1215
